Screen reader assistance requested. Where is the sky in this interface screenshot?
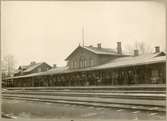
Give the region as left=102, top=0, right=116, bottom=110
left=1, top=1, right=166, bottom=68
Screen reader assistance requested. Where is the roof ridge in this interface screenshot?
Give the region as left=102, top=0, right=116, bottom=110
left=84, top=46, right=115, bottom=50
left=84, top=46, right=118, bottom=55
left=23, top=62, right=43, bottom=73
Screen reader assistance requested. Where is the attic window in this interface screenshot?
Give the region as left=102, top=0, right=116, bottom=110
left=37, top=68, right=41, bottom=72
left=79, top=59, right=82, bottom=68
left=84, top=59, right=87, bottom=68
left=74, top=61, right=77, bottom=69
left=89, top=58, right=94, bottom=67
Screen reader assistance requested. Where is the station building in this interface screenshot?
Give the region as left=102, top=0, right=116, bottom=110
left=2, top=42, right=166, bottom=87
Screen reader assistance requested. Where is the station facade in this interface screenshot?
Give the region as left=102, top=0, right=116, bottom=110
left=2, top=42, right=166, bottom=87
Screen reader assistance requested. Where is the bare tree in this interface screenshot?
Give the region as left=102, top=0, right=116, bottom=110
left=125, top=41, right=152, bottom=55
left=1, top=54, right=16, bottom=78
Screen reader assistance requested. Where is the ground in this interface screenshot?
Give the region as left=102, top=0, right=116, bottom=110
left=2, top=99, right=166, bottom=120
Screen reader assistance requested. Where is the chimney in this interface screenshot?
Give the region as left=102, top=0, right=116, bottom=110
left=30, top=61, right=36, bottom=65
left=134, top=49, right=139, bottom=56
left=155, top=46, right=160, bottom=53
left=53, top=64, right=57, bottom=68
left=97, top=43, right=101, bottom=48
left=117, top=42, right=122, bottom=54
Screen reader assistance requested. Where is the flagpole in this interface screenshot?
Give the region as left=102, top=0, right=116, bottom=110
left=82, top=26, right=84, bottom=47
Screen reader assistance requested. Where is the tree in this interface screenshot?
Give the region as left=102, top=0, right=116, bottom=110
left=125, top=41, right=152, bottom=55
left=1, top=54, right=16, bottom=78
left=124, top=41, right=152, bottom=84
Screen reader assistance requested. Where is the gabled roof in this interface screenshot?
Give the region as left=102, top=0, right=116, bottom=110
left=23, top=62, right=44, bottom=73
left=18, top=65, right=29, bottom=70
left=65, top=45, right=124, bottom=61
left=17, top=62, right=51, bottom=73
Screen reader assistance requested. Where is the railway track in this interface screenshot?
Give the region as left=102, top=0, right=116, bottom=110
left=2, top=85, right=166, bottom=112
left=3, top=91, right=166, bottom=100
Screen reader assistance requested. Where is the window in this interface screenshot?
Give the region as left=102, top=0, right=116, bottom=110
left=84, top=59, right=87, bottom=68
left=73, top=61, right=76, bottom=69
left=73, top=61, right=75, bottom=69
left=76, top=61, right=78, bottom=69
left=152, top=70, right=159, bottom=77
left=80, top=59, right=87, bottom=68
left=37, top=68, right=41, bottom=72
left=72, top=61, right=77, bottom=69
left=83, top=59, right=86, bottom=68
left=90, top=59, right=94, bottom=66
left=89, top=59, right=91, bottom=67
left=79, top=59, right=82, bottom=68
left=151, top=69, right=159, bottom=84
left=70, top=61, right=73, bottom=69
left=78, top=57, right=89, bottom=68
left=82, top=59, right=84, bottom=68
left=73, top=61, right=77, bottom=69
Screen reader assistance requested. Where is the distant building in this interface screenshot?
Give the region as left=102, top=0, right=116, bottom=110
left=14, top=61, right=52, bottom=76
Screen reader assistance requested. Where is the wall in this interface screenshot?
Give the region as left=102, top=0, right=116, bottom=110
left=67, top=47, right=123, bottom=69
left=67, top=47, right=99, bottom=69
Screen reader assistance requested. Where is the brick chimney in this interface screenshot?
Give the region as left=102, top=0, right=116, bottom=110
left=155, top=46, right=160, bottom=53
left=134, top=49, right=139, bottom=56
left=117, top=42, right=122, bottom=54
left=97, top=43, right=101, bottom=49
left=53, top=64, right=57, bottom=68
left=30, top=61, right=36, bottom=65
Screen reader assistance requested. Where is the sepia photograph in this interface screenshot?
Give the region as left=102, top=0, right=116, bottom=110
left=1, top=1, right=166, bottom=120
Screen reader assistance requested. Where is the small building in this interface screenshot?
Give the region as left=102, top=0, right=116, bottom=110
left=14, top=61, right=52, bottom=76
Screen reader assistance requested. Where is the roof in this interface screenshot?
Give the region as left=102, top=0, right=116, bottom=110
left=92, top=52, right=166, bottom=70
left=59, top=52, right=166, bottom=72
left=6, top=66, right=69, bottom=79
left=4, top=52, right=166, bottom=80
left=14, top=69, right=21, bottom=74
left=84, top=46, right=118, bottom=55
left=23, top=63, right=43, bottom=73
left=40, top=66, right=68, bottom=75
left=17, top=62, right=51, bottom=74
left=65, top=45, right=125, bottom=60
left=19, top=65, right=29, bottom=70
